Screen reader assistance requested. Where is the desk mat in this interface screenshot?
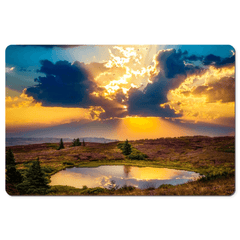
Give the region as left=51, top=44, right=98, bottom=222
left=5, top=45, right=235, bottom=196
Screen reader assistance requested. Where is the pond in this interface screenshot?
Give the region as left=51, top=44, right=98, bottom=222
left=50, top=165, right=202, bottom=189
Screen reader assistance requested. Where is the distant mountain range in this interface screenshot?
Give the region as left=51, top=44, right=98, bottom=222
left=6, top=137, right=118, bottom=146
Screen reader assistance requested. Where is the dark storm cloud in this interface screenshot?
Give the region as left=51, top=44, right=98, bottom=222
left=155, top=49, right=187, bottom=78
left=183, top=54, right=203, bottom=61
left=192, top=76, right=235, bottom=103
left=25, top=59, right=128, bottom=119
left=203, top=54, right=235, bottom=67
left=154, top=49, right=204, bottom=79
left=26, top=60, right=97, bottom=107
left=24, top=48, right=235, bottom=120
left=126, top=49, right=205, bottom=118
left=127, top=82, right=180, bottom=118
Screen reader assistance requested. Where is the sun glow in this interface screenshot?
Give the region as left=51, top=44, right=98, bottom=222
left=6, top=46, right=235, bottom=137
left=5, top=89, right=104, bottom=131
left=96, top=46, right=158, bottom=100
left=116, top=117, right=195, bottom=140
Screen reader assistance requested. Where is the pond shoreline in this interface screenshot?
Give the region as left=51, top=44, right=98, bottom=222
left=8, top=136, right=235, bottom=195
left=49, top=164, right=203, bottom=190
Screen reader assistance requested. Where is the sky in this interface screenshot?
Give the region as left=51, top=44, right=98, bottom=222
left=5, top=45, right=235, bottom=140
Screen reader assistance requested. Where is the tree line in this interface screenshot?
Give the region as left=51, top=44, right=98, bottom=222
left=57, top=138, right=86, bottom=150
left=6, top=138, right=87, bottom=195
left=6, top=149, right=49, bottom=195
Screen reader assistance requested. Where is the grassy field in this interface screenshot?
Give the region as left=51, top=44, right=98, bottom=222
left=6, top=136, right=235, bottom=196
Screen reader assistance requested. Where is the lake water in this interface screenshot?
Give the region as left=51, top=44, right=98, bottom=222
left=50, top=165, right=202, bottom=189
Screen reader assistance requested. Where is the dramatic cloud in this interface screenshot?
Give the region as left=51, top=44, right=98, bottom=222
left=127, top=87, right=178, bottom=117
left=23, top=47, right=235, bottom=122
left=163, top=63, right=235, bottom=123
left=183, top=54, right=203, bottom=61
left=84, top=62, right=109, bottom=79
left=26, top=60, right=97, bottom=107
left=25, top=59, right=128, bottom=119
left=152, top=49, right=203, bottom=79
left=192, top=76, right=235, bottom=103
left=126, top=49, right=204, bottom=118
left=6, top=45, right=236, bottom=139
left=203, top=53, right=235, bottom=67
left=153, top=49, right=187, bottom=78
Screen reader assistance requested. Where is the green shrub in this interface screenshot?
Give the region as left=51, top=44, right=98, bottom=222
left=158, top=184, right=174, bottom=189
left=63, top=161, right=74, bottom=166
left=200, top=170, right=234, bottom=182
left=119, top=185, right=135, bottom=191
left=81, top=187, right=107, bottom=195
left=118, top=141, right=148, bottom=160
left=128, top=153, right=146, bottom=160
left=128, top=148, right=148, bottom=160
left=41, top=166, right=54, bottom=173
left=46, top=143, right=58, bottom=149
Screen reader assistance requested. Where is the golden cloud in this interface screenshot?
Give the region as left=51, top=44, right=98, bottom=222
left=5, top=89, right=106, bottom=130
left=164, top=65, right=235, bottom=122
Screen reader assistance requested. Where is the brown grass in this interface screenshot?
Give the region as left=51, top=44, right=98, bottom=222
left=131, top=136, right=235, bottom=175
left=6, top=136, right=235, bottom=196
left=7, top=141, right=124, bottom=171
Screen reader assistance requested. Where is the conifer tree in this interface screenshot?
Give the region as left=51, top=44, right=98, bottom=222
left=17, top=158, right=50, bottom=195
left=6, top=149, right=22, bottom=185
left=6, top=166, right=23, bottom=185
left=76, top=138, right=81, bottom=146
left=58, top=138, right=64, bottom=150
left=82, top=139, right=85, bottom=146
left=6, top=149, right=16, bottom=166
left=72, top=138, right=81, bottom=146
left=122, top=139, right=132, bottom=155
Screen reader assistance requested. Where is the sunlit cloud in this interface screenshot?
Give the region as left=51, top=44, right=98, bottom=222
left=163, top=65, right=235, bottom=123
left=6, top=67, right=15, bottom=73
left=5, top=45, right=235, bottom=137
left=5, top=89, right=105, bottom=131
left=94, top=46, right=158, bottom=102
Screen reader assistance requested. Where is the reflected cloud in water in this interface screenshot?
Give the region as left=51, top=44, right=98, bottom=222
left=50, top=165, right=202, bottom=189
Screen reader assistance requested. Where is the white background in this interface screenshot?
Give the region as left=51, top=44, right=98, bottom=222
left=1, top=1, right=239, bottom=240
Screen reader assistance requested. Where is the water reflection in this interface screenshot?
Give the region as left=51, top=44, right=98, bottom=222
left=123, top=165, right=131, bottom=177
left=50, top=165, right=202, bottom=189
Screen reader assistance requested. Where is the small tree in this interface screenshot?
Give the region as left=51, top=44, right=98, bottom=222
left=72, top=138, right=81, bottom=146
left=82, top=139, right=85, bottom=146
left=6, top=149, right=23, bottom=185
left=76, top=138, right=81, bottom=146
left=6, top=149, right=16, bottom=166
left=57, top=138, right=64, bottom=150
left=6, top=166, right=23, bottom=185
left=17, top=158, right=50, bottom=195
left=122, top=139, right=132, bottom=156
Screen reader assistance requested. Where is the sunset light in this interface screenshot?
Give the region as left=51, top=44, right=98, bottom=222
left=6, top=45, right=235, bottom=138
